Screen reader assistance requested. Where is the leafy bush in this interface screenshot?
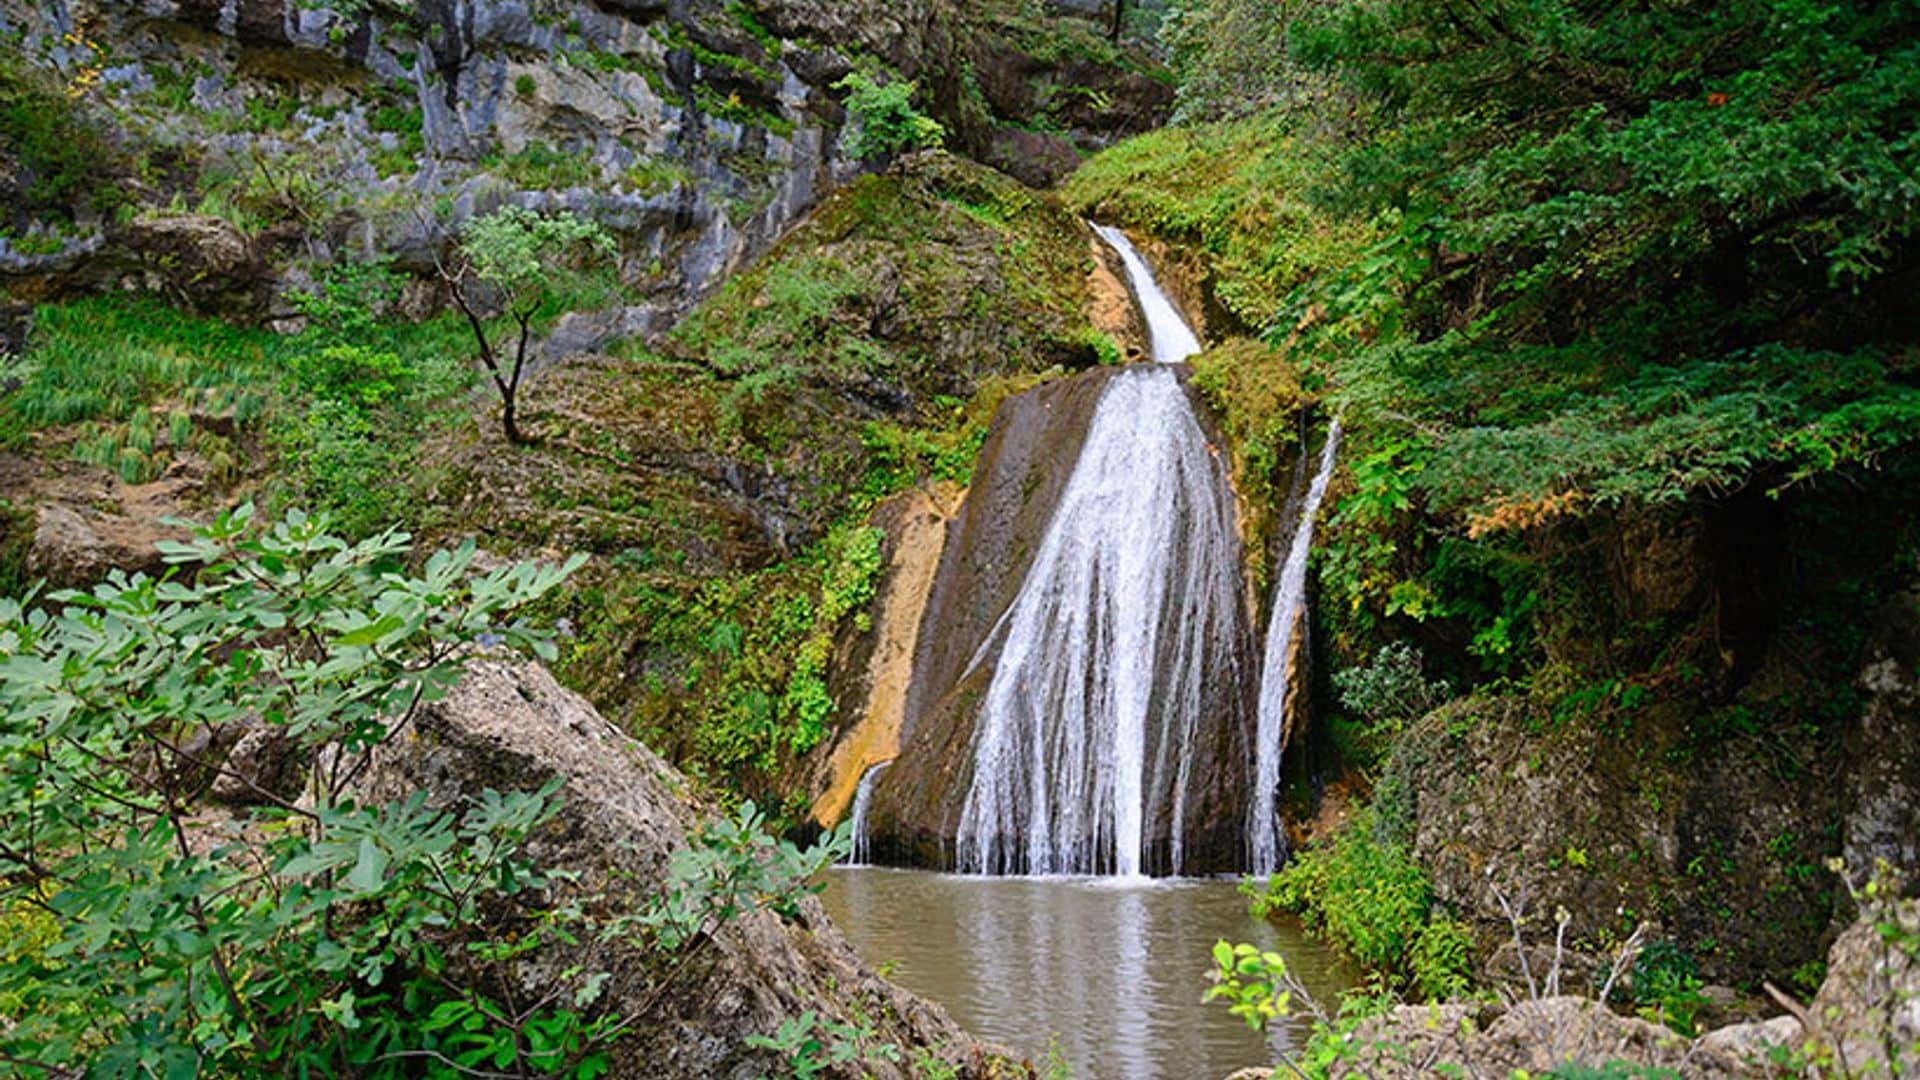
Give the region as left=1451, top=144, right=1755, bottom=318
left=1332, top=642, right=1453, bottom=737
left=834, top=72, right=945, bottom=163
left=1254, top=804, right=1436, bottom=976
left=1627, top=940, right=1709, bottom=1035
left=0, top=507, right=585, bottom=1075
left=292, top=344, right=415, bottom=408
left=0, top=52, right=125, bottom=224
left=0, top=508, right=852, bottom=1076
left=1409, top=917, right=1474, bottom=1001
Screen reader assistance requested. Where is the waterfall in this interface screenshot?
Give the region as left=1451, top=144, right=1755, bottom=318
left=1092, top=224, right=1201, bottom=364
left=951, top=226, right=1243, bottom=877
left=1247, top=420, right=1342, bottom=875
left=844, top=762, right=889, bottom=867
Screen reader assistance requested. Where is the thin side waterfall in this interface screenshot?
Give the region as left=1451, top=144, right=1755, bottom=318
left=1248, top=420, right=1342, bottom=875
left=843, top=762, right=889, bottom=867
left=952, top=225, right=1242, bottom=877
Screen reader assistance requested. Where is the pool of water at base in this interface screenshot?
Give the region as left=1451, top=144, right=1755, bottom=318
left=820, top=867, right=1356, bottom=1080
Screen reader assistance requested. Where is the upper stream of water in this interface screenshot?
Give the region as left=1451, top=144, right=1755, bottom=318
left=823, top=868, right=1353, bottom=1080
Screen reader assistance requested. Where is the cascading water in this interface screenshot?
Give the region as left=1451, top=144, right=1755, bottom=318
left=1092, top=225, right=1200, bottom=363
left=843, top=762, right=889, bottom=867
left=951, top=226, right=1245, bottom=878
left=1247, top=420, right=1342, bottom=875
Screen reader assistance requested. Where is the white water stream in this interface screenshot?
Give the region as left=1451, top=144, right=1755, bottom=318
left=842, top=761, right=889, bottom=867
left=950, top=226, right=1242, bottom=877
left=1247, top=420, right=1341, bottom=874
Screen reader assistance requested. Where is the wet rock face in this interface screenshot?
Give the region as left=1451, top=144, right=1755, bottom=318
left=355, top=658, right=981, bottom=1079
left=865, top=367, right=1120, bottom=869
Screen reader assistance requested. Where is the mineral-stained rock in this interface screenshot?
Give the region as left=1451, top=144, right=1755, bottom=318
left=354, top=657, right=983, bottom=1079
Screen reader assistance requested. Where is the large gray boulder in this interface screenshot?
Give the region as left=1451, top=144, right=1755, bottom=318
left=356, top=657, right=983, bottom=1079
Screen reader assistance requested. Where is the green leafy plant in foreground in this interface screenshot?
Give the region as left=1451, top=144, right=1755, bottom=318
left=0, top=507, right=847, bottom=1077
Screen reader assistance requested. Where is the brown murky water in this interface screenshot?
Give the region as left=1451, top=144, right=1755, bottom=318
left=820, top=868, right=1355, bottom=1080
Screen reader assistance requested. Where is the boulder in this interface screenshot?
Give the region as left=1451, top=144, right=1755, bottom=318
left=1334, top=996, right=1748, bottom=1078
left=1844, top=586, right=1920, bottom=889
left=1806, top=898, right=1920, bottom=1077
left=22, top=462, right=201, bottom=587
left=354, top=657, right=983, bottom=1079
left=127, top=213, right=266, bottom=317
left=1696, top=1015, right=1803, bottom=1065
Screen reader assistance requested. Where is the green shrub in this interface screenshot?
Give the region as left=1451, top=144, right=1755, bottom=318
left=291, top=343, right=415, bottom=408
left=488, top=140, right=599, bottom=190
left=834, top=72, right=945, bottom=163
left=1627, top=939, right=1710, bottom=1035
left=1332, top=642, right=1453, bottom=739
left=0, top=507, right=852, bottom=1076
left=1255, top=804, right=1435, bottom=975
left=1410, top=917, right=1475, bottom=1001
left=0, top=53, right=124, bottom=222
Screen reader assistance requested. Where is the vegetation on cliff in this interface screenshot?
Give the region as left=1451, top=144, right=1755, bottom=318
left=1078, top=0, right=1919, bottom=1006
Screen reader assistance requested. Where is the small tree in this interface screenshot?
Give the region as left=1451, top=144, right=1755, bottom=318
left=834, top=72, right=945, bottom=165
left=439, top=206, right=615, bottom=444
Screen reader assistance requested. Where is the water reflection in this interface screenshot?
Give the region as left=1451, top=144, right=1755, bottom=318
left=820, top=868, right=1354, bottom=1080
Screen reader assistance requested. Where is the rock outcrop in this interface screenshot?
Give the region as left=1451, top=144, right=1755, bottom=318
left=1262, top=898, right=1917, bottom=1078
left=0, top=0, right=1169, bottom=327
left=1844, top=585, right=1920, bottom=890
left=1380, top=690, right=1849, bottom=986
left=355, top=657, right=984, bottom=1079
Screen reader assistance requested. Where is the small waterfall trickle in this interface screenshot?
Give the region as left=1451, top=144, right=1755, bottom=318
left=1248, top=420, right=1342, bottom=875
left=951, top=225, right=1245, bottom=878
left=844, top=762, right=890, bottom=867
left=1092, top=224, right=1201, bottom=363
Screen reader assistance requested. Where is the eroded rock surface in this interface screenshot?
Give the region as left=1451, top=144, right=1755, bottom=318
left=0, top=0, right=1169, bottom=326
